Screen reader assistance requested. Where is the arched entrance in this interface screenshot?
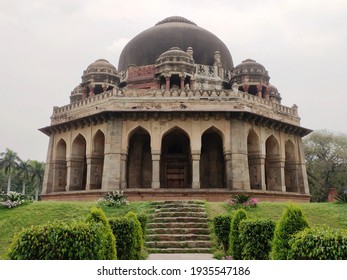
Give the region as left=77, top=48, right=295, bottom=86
left=285, top=140, right=298, bottom=192
left=247, top=130, right=261, bottom=190
left=70, top=134, right=87, bottom=191
left=265, top=135, right=281, bottom=191
left=127, top=127, right=152, bottom=188
left=200, top=128, right=225, bottom=188
left=160, top=128, right=191, bottom=188
left=90, top=130, right=105, bottom=189
left=53, top=139, right=67, bottom=192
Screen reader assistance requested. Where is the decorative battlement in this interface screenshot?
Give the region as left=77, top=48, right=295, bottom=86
left=51, top=88, right=300, bottom=126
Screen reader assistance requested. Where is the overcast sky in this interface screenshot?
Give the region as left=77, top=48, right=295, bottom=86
left=1, top=0, right=347, bottom=162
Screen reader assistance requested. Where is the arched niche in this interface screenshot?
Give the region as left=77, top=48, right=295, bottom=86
left=265, top=135, right=281, bottom=191
left=90, top=130, right=105, bottom=189
left=247, top=130, right=261, bottom=190
left=53, top=139, right=67, bottom=192
left=70, top=134, right=87, bottom=191
left=285, top=140, right=298, bottom=192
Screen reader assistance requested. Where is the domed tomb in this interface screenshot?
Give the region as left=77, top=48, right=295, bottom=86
left=118, top=16, right=234, bottom=71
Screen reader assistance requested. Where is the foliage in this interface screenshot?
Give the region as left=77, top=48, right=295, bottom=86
left=304, top=130, right=347, bottom=202
left=125, top=211, right=143, bottom=259
left=0, top=148, right=20, bottom=194
left=7, top=220, right=109, bottom=260
left=213, top=214, right=233, bottom=253
left=86, top=207, right=117, bottom=260
left=228, top=208, right=248, bottom=259
left=137, top=214, right=149, bottom=236
left=98, top=191, right=128, bottom=207
left=227, top=194, right=257, bottom=209
left=109, top=216, right=142, bottom=260
left=239, top=218, right=275, bottom=260
left=288, top=226, right=347, bottom=260
left=271, top=204, right=309, bottom=260
left=335, top=193, right=347, bottom=204
left=1, top=191, right=28, bottom=209
left=29, top=160, right=45, bottom=201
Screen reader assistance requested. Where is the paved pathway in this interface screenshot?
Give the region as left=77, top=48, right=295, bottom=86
left=148, top=253, right=215, bottom=260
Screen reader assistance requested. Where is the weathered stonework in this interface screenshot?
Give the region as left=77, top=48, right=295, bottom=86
left=40, top=16, right=311, bottom=202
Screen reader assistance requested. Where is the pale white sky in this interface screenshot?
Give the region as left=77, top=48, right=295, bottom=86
left=1, top=0, right=347, bottom=162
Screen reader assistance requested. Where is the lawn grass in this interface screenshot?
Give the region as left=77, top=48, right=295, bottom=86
left=1, top=200, right=346, bottom=259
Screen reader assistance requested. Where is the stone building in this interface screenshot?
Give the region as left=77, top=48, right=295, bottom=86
left=40, top=16, right=311, bottom=201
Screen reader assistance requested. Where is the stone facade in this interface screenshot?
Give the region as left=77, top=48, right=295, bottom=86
left=40, top=16, right=311, bottom=202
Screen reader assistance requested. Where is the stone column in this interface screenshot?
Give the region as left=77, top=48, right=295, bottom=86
left=89, top=84, right=95, bottom=96
left=180, top=76, right=185, bottom=90
left=192, top=152, right=200, bottom=189
left=264, top=87, right=270, bottom=101
left=102, top=117, right=122, bottom=191
left=151, top=152, right=160, bottom=189
left=190, top=80, right=195, bottom=90
left=297, top=137, right=310, bottom=194
left=165, top=76, right=170, bottom=90
left=259, top=154, right=266, bottom=191
left=230, top=119, right=250, bottom=190
left=224, top=151, right=232, bottom=189
left=243, top=84, right=249, bottom=94
left=257, top=84, right=263, bottom=98
left=41, top=135, right=54, bottom=195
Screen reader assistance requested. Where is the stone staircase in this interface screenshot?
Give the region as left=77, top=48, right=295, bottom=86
left=146, top=200, right=212, bottom=254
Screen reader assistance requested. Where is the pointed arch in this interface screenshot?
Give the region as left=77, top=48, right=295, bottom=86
left=53, top=139, right=67, bottom=192
left=160, top=126, right=191, bottom=188
left=247, top=130, right=261, bottom=190
left=200, top=127, right=225, bottom=188
left=70, top=133, right=87, bottom=191
left=127, top=127, right=152, bottom=188
left=285, top=140, right=298, bottom=192
left=265, top=135, right=281, bottom=191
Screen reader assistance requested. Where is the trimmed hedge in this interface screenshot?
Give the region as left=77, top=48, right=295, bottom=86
left=288, top=226, right=347, bottom=260
left=109, top=213, right=144, bottom=260
left=8, top=220, right=108, bottom=260
left=213, top=214, right=233, bottom=253
left=228, top=208, right=248, bottom=259
left=125, top=211, right=143, bottom=259
left=271, top=204, right=309, bottom=260
left=240, top=218, right=275, bottom=260
left=137, top=214, right=149, bottom=236
left=86, top=207, right=117, bottom=260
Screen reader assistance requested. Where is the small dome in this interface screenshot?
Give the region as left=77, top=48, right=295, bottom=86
left=157, top=47, right=192, bottom=61
left=82, top=59, right=119, bottom=85
left=268, top=84, right=282, bottom=103
left=230, top=58, right=270, bottom=85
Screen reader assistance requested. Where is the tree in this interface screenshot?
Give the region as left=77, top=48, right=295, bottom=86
left=0, top=148, right=20, bottom=194
left=303, top=130, right=347, bottom=202
left=29, top=160, right=45, bottom=201
left=17, top=160, right=31, bottom=195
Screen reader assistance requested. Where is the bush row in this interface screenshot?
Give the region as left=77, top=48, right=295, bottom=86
left=214, top=204, right=345, bottom=260
left=8, top=208, right=148, bottom=260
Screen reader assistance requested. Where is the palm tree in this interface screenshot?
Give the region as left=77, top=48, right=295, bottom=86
left=0, top=148, right=20, bottom=194
left=17, top=160, right=31, bottom=195
left=29, top=160, right=45, bottom=201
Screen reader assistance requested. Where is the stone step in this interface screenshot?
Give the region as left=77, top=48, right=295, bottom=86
left=147, top=227, right=210, bottom=235
left=147, top=248, right=212, bottom=254
left=148, top=222, right=209, bottom=229
left=146, top=234, right=210, bottom=242
left=151, top=211, right=207, bottom=218
left=154, top=207, right=205, bottom=213
left=146, top=240, right=212, bottom=249
left=151, top=217, right=208, bottom=223
left=152, top=201, right=205, bottom=209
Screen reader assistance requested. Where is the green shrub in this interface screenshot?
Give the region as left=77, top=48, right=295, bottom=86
left=97, top=191, right=128, bottom=207
left=86, top=207, right=117, bottom=260
left=1, top=191, right=29, bottom=208
left=271, top=204, right=309, bottom=260
left=288, top=226, right=347, bottom=260
left=228, top=208, right=248, bottom=259
left=125, top=211, right=143, bottom=259
left=240, top=218, right=275, bottom=260
left=109, top=212, right=144, bottom=260
left=137, top=214, right=148, bottom=236
left=213, top=214, right=233, bottom=253
left=8, top=220, right=107, bottom=260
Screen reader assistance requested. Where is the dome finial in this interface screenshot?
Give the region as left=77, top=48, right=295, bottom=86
left=155, top=16, right=197, bottom=26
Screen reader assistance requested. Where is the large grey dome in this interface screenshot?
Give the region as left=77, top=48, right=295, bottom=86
left=118, top=16, right=234, bottom=71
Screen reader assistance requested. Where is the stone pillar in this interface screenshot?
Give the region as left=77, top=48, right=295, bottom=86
left=42, top=135, right=54, bottom=195
left=243, top=84, right=249, bottom=94
left=120, top=153, right=127, bottom=189
left=248, top=154, right=266, bottom=190
left=102, top=117, right=122, bottom=191
left=230, top=119, right=250, bottom=190
left=89, top=84, right=95, bottom=96
left=259, top=154, right=266, bottom=191
left=151, top=152, right=160, bottom=189
left=192, top=152, right=200, bottom=189
left=297, top=138, right=310, bottom=194
left=224, top=151, right=232, bottom=189
left=180, top=76, right=185, bottom=90
left=190, top=80, right=195, bottom=90
left=264, top=87, right=270, bottom=101
left=257, top=84, right=263, bottom=98
left=86, top=156, right=103, bottom=190
left=165, top=76, right=170, bottom=90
